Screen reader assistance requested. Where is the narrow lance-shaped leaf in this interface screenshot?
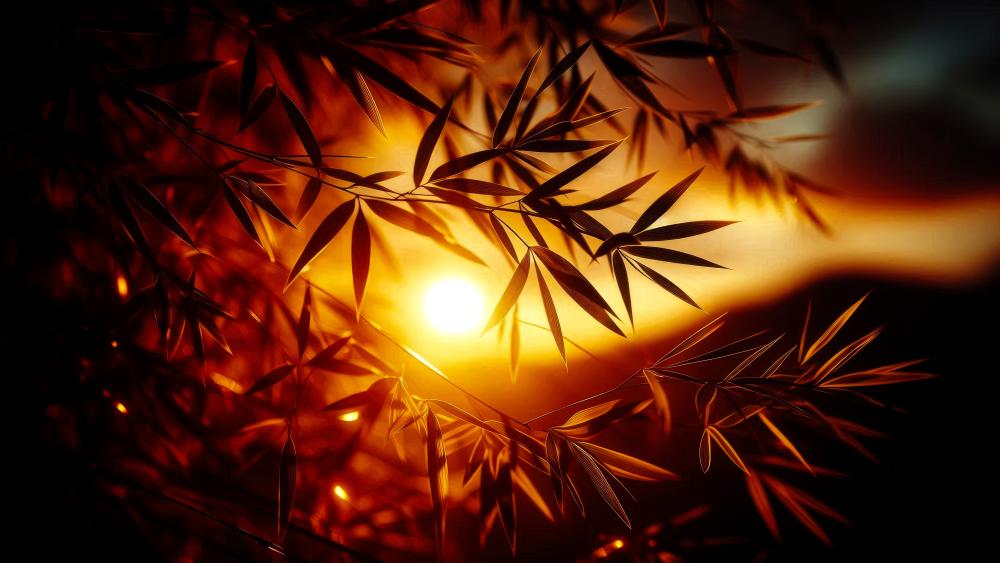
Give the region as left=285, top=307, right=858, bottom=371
left=803, top=293, right=868, bottom=363
left=243, top=364, right=296, bottom=396
left=624, top=245, right=725, bottom=269
left=707, top=426, right=749, bottom=474
left=759, top=413, right=813, bottom=475
left=483, top=253, right=531, bottom=334
left=637, top=220, right=737, bottom=241
left=414, top=95, right=454, bottom=188
left=644, top=370, right=671, bottom=435
left=116, top=175, right=195, bottom=247
left=514, top=41, right=592, bottom=141
left=493, top=47, right=541, bottom=147
left=536, top=268, right=566, bottom=367
left=294, top=177, right=322, bottom=221
left=230, top=177, right=295, bottom=228
left=286, top=199, right=356, bottom=289
left=279, top=90, right=322, bottom=168
left=580, top=441, right=678, bottom=481
left=611, top=252, right=633, bottom=326
left=429, top=149, right=507, bottom=182
left=533, top=246, right=624, bottom=336
left=426, top=409, right=449, bottom=561
left=569, top=443, right=631, bottom=528
left=525, top=140, right=623, bottom=202
left=351, top=209, right=371, bottom=315
left=222, top=181, right=261, bottom=245
left=277, top=433, right=297, bottom=542
left=239, top=84, right=276, bottom=132
left=633, top=261, right=700, bottom=308
left=632, top=167, right=704, bottom=233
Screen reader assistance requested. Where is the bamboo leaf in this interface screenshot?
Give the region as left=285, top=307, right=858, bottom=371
left=279, top=90, right=322, bottom=168
left=707, top=426, right=749, bottom=474
left=759, top=413, right=813, bottom=475
left=414, top=96, right=454, bottom=188
left=637, top=220, right=736, bottom=241
left=803, top=293, right=869, bottom=363
left=643, top=370, right=671, bottom=435
left=483, top=253, right=531, bottom=334
left=624, top=245, right=725, bottom=269
left=351, top=209, right=371, bottom=315
left=494, top=47, right=542, bottom=147
left=579, top=442, right=678, bottom=481
left=525, top=140, right=623, bottom=202
left=434, top=178, right=522, bottom=196
left=533, top=246, right=623, bottom=336
left=429, top=149, right=507, bottom=182
left=116, top=175, right=195, bottom=247
left=633, top=261, right=700, bottom=308
left=569, top=443, right=631, bottom=528
left=243, top=364, right=296, bottom=396
left=631, top=167, right=703, bottom=233
left=286, top=199, right=356, bottom=288
left=536, top=268, right=566, bottom=366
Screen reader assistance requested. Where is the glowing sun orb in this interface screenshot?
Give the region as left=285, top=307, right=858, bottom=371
left=423, top=278, right=485, bottom=334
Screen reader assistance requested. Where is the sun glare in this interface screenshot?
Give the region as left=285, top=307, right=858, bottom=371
left=423, top=278, right=485, bottom=334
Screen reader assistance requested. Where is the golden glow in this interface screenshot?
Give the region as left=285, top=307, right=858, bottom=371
left=611, top=539, right=624, bottom=549
left=423, top=278, right=485, bottom=334
left=116, top=274, right=128, bottom=298
left=333, top=484, right=350, bottom=501
left=115, top=401, right=127, bottom=414
left=338, top=410, right=360, bottom=422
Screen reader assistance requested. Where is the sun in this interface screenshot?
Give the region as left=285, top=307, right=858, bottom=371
left=423, top=278, right=485, bottom=334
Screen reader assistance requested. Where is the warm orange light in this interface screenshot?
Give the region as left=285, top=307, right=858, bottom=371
left=333, top=484, right=349, bottom=501
left=423, top=278, right=485, bottom=334
left=115, top=402, right=127, bottom=414
left=110, top=340, right=119, bottom=348
left=611, top=539, right=624, bottom=549
left=116, top=274, right=128, bottom=298
left=338, top=410, right=360, bottom=422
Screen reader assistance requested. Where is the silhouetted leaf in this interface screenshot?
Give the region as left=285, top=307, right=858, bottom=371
left=228, top=176, right=295, bottom=228
left=611, top=252, right=633, bottom=325
left=434, top=178, right=522, bottom=196
left=414, top=96, right=454, bottom=187
left=494, top=47, right=541, bottom=147
left=351, top=209, right=371, bottom=314
left=483, top=253, right=530, bottom=333
left=580, top=441, right=678, bottom=481
left=222, top=181, right=261, bottom=245
left=286, top=199, right=356, bottom=288
left=429, top=149, right=507, bottom=181
left=637, top=220, right=736, bottom=241
left=525, top=140, right=623, bottom=201
left=116, top=175, right=194, bottom=246
left=294, top=177, right=322, bottom=221
left=624, top=245, right=724, bottom=269
left=239, top=84, right=276, bottom=132
left=536, top=268, right=566, bottom=366
left=279, top=90, right=322, bottom=168
left=244, top=364, right=296, bottom=396
left=631, top=167, right=703, bottom=233
left=532, top=246, right=623, bottom=336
